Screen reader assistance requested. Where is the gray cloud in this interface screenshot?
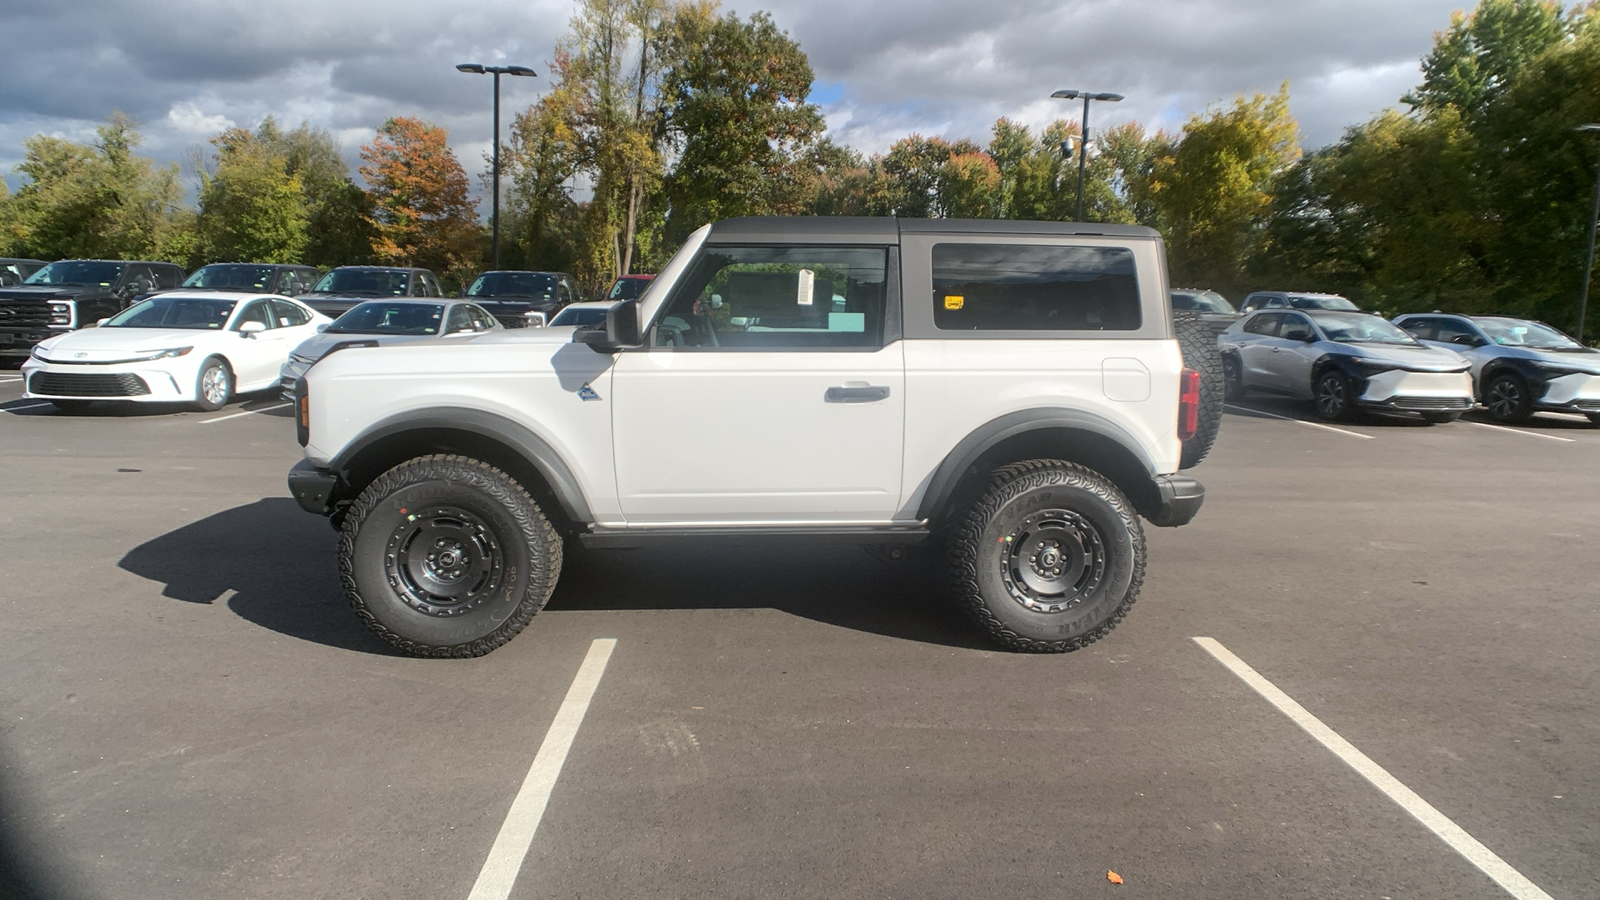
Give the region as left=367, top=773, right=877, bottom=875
left=1, top=0, right=1464, bottom=196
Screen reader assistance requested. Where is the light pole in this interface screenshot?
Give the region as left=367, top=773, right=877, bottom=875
left=456, top=63, right=538, bottom=269
left=1051, top=89, right=1124, bottom=222
left=1575, top=124, right=1600, bottom=343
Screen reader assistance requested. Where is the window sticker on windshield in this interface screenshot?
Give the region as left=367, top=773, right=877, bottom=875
left=796, top=269, right=814, bottom=306
left=944, top=295, right=965, bottom=310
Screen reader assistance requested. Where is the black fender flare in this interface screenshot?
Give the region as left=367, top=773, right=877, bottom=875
left=328, top=407, right=593, bottom=524
left=915, top=408, right=1160, bottom=522
left=1478, top=358, right=1546, bottom=397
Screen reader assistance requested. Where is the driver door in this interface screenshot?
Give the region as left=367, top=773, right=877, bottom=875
left=1270, top=313, right=1320, bottom=394
left=230, top=299, right=289, bottom=388
left=610, top=244, right=905, bottom=526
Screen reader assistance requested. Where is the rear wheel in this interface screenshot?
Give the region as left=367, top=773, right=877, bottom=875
left=339, top=454, right=561, bottom=658
left=1421, top=411, right=1462, bottom=424
left=50, top=399, right=93, bottom=414
left=194, top=358, right=232, bottom=412
left=1313, top=369, right=1355, bottom=421
left=1484, top=372, right=1532, bottom=424
left=947, top=460, right=1145, bottom=653
left=1174, top=314, right=1224, bottom=468
left=1222, top=353, right=1244, bottom=401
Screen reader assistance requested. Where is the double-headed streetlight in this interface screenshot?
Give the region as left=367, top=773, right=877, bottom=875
left=1051, top=89, right=1124, bottom=222
left=456, top=63, right=538, bottom=269
left=1574, top=123, right=1600, bottom=343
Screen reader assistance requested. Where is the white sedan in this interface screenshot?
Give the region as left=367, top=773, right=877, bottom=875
left=22, top=291, right=330, bottom=412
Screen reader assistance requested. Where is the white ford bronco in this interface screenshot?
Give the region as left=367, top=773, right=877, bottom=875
left=288, top=217, right=1218, bottom=657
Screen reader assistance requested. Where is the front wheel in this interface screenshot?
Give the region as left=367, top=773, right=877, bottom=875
left=1484, top=372, right=1532, bottom=424
left=194, top=358, right=233, bottom=411
left=1421, top=411, right=1462, bottom=424
left=947, top=460, right=1145, bottom=653
left=1222, top=354, right=1244, bottom=401
left=1313, top=369, right=1355, bottom=421
left=339, top=454, right=562, bottom=658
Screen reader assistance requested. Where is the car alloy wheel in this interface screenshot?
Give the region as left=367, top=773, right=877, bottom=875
left=201, top=366, right=229, bottom=406
left=1315, top=371, right=1351, bottom=420
left=1485, top=375, right=1528, bottom=423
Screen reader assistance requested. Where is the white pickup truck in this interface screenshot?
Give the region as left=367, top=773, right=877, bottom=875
left=288, top=217, right=1218, bottom=657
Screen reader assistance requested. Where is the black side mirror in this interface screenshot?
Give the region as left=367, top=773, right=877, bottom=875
left=574, top=299, right=643, bottom=353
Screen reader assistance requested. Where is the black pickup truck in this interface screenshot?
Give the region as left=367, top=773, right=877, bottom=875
left=297, top=266, right=445, bottom=319
left=461, top=270, right=583, bottom=327
left=0, top=260, right=185, bottom=358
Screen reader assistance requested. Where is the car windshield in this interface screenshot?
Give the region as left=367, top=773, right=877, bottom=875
left=326, top=302, right=444, bottom=335
left=1171, top=291, right=1234, bottom=314
left=1288, top=295, right=1358, bottom=311
left=313, top=269, right=410, bottom=296
left=24, top=261, right=125, bottom=287
left=1475, top=317, right=1582, bottom=349
left=467, top=272, right=556, bottom=298
left=104, top=296, right=236, bottom=329
left=549, top=306, right=608, bottom=327
left=184, top=264, right=277, bottom=291
left=1311, top=312, right=1418, bottom=345
left=608, top=277, right=649, bottom=300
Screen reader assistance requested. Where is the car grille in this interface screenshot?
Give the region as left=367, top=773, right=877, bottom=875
left=0, top=301, right=52, bottom=327
left=1389, top=396, right=1472, bottom=410
left=29, top=372, right=151, bottom=397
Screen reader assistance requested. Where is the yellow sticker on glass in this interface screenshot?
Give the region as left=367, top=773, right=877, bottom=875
left=944, top=295, right=965, bottom=310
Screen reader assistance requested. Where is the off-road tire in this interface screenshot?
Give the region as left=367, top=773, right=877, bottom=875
left=948, top=460, right=1145, bottom=653
left=1174, top=313, right=1224, bottom=468
left=50, top=399, right=93, bottom=414
left=194, top=357, right=232, bottom=412
left=1421, top=411, right=1462, bottom=424
left=1484, top=371, right=1532, bottom=424
left=339, top=454, right=562, bottom=658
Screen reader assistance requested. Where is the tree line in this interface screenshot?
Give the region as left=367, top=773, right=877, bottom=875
left=0, top=0, right=1596, bottom=336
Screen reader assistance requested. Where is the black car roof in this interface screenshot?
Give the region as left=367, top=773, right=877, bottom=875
left=706, top=216, right=1159, bottom=244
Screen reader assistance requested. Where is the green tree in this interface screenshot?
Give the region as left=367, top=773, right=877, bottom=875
left=661, top=8, right=826, bottom=237
left=196, top=126, right=309, bottom=263
left=1404, top=0, right=1565, bottom=120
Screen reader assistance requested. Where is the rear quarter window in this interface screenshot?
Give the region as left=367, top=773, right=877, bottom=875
left=932, top=243, right=1141, bottom=331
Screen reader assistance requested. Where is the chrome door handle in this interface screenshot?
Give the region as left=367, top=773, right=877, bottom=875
left=825, top=385, right=890, bottom=403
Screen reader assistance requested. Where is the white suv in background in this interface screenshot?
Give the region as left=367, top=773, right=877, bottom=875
left=286, top=217, right=1219, bottom=657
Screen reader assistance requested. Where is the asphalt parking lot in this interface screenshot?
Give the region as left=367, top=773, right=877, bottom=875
left=2, top=370, right=1596, bottom=900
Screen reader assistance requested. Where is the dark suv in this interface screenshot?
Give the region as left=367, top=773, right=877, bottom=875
left=181, top=263, right=322, bottom=296
left=462, top=270, right=583, bottom=327
left=0, top=260, right=185, bottom=358
left=298, top=266, right=445, bottom=318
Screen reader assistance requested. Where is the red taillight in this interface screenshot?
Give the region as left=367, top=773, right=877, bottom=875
left=1178, top=368, right=1200, bottom=442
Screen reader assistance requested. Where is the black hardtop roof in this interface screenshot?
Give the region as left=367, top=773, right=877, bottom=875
left=706, top=216, right=1160, bottom=244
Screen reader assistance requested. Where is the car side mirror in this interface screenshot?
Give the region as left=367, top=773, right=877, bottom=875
left=239, top=321, right=267, bottom=338
left=574, top=299, right=642, bottom=353
left=96, top=318, right=109, bottom=327
left=315, top=322, right=329, bottom=333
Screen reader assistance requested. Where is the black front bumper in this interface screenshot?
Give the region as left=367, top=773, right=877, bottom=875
left=288, top=459, right=339, bottom=515
left=1145, top=474, right=1205, bottom=527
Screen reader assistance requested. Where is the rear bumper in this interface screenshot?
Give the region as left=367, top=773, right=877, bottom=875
left=288, top=459, right=339, bottom=515
left=1145, top=473, right=1205, bottom=528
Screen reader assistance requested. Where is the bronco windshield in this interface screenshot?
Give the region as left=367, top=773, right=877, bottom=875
left=1476, top=317, right=1582, bottom=350
left=104, top=296, right=236, bottom=329
left=326, top=302, right=444, bottom=335
left=1310, top=312, right=1419, bottom=345
left=25, top=261, right=125, bottom=287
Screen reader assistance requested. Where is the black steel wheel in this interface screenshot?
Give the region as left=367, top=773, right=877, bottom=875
left=1313, top=369, right=1355, bottom=421
left=947, top=460, right=1144, bottom=653
left=340, top=454, right=561, bottom=657
left=1484, top=372, right=1532, bottom=424
left=194, top=358, right=232, bottom=412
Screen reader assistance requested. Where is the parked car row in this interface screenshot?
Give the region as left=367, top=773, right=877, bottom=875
left=1, top=256, right=655, bottom=363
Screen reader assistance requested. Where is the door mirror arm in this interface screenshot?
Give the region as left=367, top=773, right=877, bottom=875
left=573, top=299, right=643, bottom=353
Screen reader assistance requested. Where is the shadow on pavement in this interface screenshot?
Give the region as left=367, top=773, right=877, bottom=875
left=550, top=543, right=987, bottom=650
left=1226, top=396, right=1434, bottom=427
left=0, top=740, right=89, bottom=900
left=119, top=498, right=985, bottom=653
left=117, top=498, right=393, bottom=655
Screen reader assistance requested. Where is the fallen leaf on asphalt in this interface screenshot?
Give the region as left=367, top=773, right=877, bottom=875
left=1107, top=871, right=1124, bottom=885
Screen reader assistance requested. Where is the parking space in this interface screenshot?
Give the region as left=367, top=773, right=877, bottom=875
left=1, top=399, right=1595, bottom=899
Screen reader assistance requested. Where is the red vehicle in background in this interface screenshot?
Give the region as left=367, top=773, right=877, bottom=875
left=606, top=273, right=654, bottom=300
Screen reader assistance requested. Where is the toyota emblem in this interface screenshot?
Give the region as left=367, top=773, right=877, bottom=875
left=75, top=351, right=88, bottom=358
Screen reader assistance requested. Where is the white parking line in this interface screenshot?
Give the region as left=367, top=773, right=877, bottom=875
left=1464, top=421, right=1576, bottom=444
left=0, top=376, right=22, bottom=383
left=198, top=402, right=292, bottom=424
left=4, top=402, right=54, bottom=413
left=1193, top=637, right=1553, bottom=900
left=1224, top=404, right=1376, bottom=440
left=467, top=638, right=617, bottom=900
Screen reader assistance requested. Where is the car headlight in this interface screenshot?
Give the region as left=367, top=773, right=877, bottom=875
left=131, top=347, right=194, bottom=361
left=1527, top=361, right=1589, bottom=378
left=30, top=345, right=51, bottom=361
left=1348, top=357, right=1399, bottom=374
left=48, top=302, right=72, bottom=325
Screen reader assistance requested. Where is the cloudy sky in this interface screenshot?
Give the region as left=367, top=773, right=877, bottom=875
left=0, top=0, right=1469, bottom=196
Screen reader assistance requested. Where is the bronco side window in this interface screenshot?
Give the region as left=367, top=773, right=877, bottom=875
left=653, top=246, right=888, bottom=350
left=931, top=243, right=1140, bottom=331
